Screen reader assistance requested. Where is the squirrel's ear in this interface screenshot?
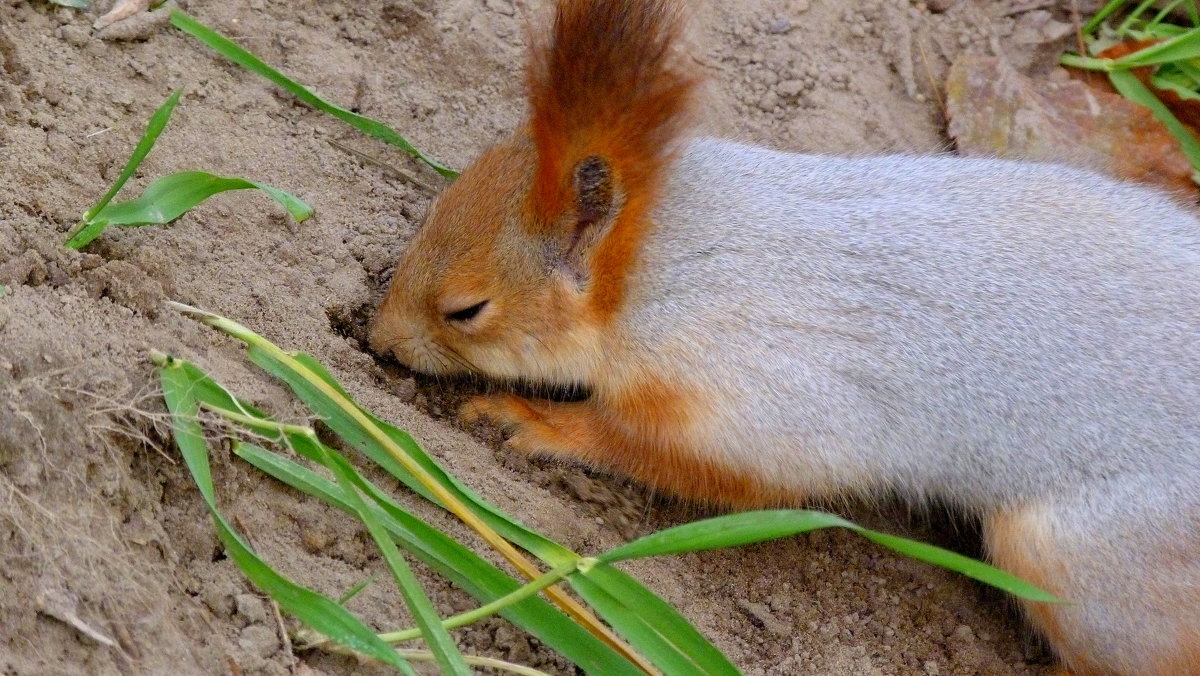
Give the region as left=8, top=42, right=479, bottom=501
left=575, top=155, right=614, bottom=230
left=554, top=155, right=620, bottom=284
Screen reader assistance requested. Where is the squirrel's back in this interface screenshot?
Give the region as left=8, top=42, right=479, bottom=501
left=624, top=139, right=1200, bottom=509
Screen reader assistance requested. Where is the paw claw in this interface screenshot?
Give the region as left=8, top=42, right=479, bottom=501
left=458, top=394, right=534, bottom=433
left=457, top=396, right=493, bottom=427
left=503, top=431, right=542, bottom=457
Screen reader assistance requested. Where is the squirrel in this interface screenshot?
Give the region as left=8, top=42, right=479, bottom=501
left=367, top=0, right=1200, bottom=673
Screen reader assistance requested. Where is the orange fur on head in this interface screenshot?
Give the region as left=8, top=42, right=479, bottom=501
left=526, top=0, right=698, bottom=318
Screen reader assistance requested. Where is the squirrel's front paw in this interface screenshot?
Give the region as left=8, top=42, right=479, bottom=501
left=459, top=394, right=538, bottom=432
left=459, top=394, right=601, bottom=461
left=459, top=394, right=544, bottom=456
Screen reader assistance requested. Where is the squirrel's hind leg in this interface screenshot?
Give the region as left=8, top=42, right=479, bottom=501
left=985, top=487, right=1200, bottom=676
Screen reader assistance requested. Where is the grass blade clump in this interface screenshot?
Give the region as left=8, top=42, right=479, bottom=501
left=67, top=90, right=313, bottom=250
left=166, top=302, right=655, bottom=672
left=319, top=447, right=471, bottom=676
left=67, top=171, right=312, bottom=249
left=233, top=442, right=643, bottom=675
left=1063, top=0, right=1200, bottom=178
left=78, top=88, right=183, bottom=227
left=168, top=9, right=458, bottom=180
left=154, top=352, right=417, bottom=674
left=155, top=303, right=1058, bottom=674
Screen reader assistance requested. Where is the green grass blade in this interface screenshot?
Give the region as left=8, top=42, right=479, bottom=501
left=1108, top=69, right=1200, bottom=173
left=156, top=355, right=415, bottom=673
left=1169, top=58, right=1200, bottom=85
left=1113, top=24, right=1200, bottom=66
left=597, top=510, right=854, bottom=563
left=1116, top=0, right=1160, bottom=36
left=855, top=530, right=1058, bottom=603
left=92, top=172, right=311, bottom=225
left=318, top=446, right=472, bottom=676
left=1130, top=23, right=1192, bottom=39
left=573, top=566, right=740, bottom=676
left=595, top=510, right=1059, bottom=603
left=65, top=220, right=112, bottom=251
left=168, top=10, right=457, bottom=179
left=179, top=305, right=1061, bottom=671
left=233, top=442, right=644, bottom=675
left=286, top=351, right=573, bottom=562
left=1084, top=0, right=1133, bottom=34
left=1152, top=71, right=1200, bottom=99
left=49, top=0, right=92, bottom=8
left=1148, top=0, right=1188, bottom=30
left=567, top=574, right=718, bottom=676
left=70, top=88, right=182, bottom=233
left=67, top=171, right=312, bottom=249
left=337, top=574, right=379, bottom=605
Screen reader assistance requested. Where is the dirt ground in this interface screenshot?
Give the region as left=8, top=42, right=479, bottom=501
left=0, top=0, right=1099, bottom=673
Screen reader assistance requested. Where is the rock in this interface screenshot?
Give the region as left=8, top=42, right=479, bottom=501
left=777, top=79, right=805, bottom=98
left=95, top=3, right=173, bottom=42
left=946, top=55, right=1197, bottom=196
left=737, top=599, right=791, bottom=637
left=1012, top=10, right=1071, bottom=45
left=767, top=19, right=792, bottom=34
left=238, top=624, right=279, bottom=659
left=235, top=594, right=268, bottom=625
left=59, top=24, right=90, bottom=48
left=757, top=91, right=781, bottom=112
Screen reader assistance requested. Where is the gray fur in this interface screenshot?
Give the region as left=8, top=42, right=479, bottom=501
left=618, top=139, right=1200, bottom=670
left=626, top=138, right=1199, bottom=508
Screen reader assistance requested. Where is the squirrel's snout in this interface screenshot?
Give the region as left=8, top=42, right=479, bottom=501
left=366, top=311, right=404, bottom=360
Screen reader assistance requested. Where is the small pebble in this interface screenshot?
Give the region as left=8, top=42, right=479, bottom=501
left=392, top=378, right=417, bottom=402
left=235, top=594, right=268, bottom=625
left=59, top=25, right=90, bottom=48
left=777, top=79, right=806, bottom=97
left=238, top=624, right=279, bottom=659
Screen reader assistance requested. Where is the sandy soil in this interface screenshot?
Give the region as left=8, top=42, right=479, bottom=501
left=1, top=0, right=1091, bottom=673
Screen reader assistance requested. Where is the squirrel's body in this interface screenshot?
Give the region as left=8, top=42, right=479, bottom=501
left=629, top=140, right=1200, bottom=509
left=369, top=1, right=1200, bottom=672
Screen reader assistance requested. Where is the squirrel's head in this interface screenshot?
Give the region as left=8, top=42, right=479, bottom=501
left=368, top=138, right=620, bottom=383
left=369, top=0, right=696, bottom=384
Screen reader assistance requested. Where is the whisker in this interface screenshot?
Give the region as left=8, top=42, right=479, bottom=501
left=522, top=329, right=552, bottom=355
left=440, top=344, right=479, bottom=373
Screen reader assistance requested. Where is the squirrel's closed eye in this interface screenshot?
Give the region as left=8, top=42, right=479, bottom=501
left=445, top=300, right=489, bottom=322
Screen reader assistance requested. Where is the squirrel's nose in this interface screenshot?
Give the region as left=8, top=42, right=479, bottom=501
left=366, top=310, right=402, bottom=358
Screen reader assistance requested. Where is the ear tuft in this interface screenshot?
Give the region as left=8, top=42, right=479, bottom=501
left=527, top=0, right=697, bottom=226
